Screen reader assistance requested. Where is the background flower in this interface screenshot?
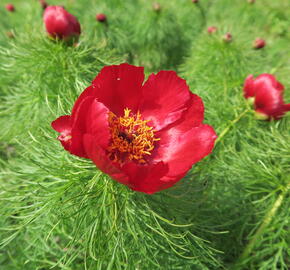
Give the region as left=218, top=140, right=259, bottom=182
left=43, top=6, right=81, bottom=41
left=244, top=74, right=290, bottom=120
left=253, top=38, right=266, bottom=49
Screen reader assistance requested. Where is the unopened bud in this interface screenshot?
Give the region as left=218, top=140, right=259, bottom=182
left=253, top=38, right=266, bottom=49
left=5, top=4, right=15, bottom=12
left=43, top=6, right=81, bottom=42
left=153, top=3, right=161, bottom=12
left=39, top=0, right=48, bottom=10
left=207, top=26, right=217, bottom=34
left=6, top=31, right=15, bottom=38
left=223, top=32, right=232, bottom=42
left=96, top=13, right=107, bottom=22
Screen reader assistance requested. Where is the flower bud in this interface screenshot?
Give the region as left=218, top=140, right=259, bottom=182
left=223, top=32, right=232, bottom=42
left=43, top=6, right=81, bottom=42
left=39, top=0, right=48, bottom=10
left=152, top=2, right=161, bottom=12
left=192, top=0, right=199, bottom=3
left=6, top=31, right=15, bottom=39
left=96, top=13, right=107, bottom=22
left=253, top=38, right=266, bottom=49
left=5, top=4, right=15, bottom=12
left=207, top=26, right=217, bottom=34
left=243, top=74, right=290, bottom=120
left=248, top=0, right=255, bottom=4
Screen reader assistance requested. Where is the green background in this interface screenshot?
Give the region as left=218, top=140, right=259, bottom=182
left=0, top=0, right=289, bottom=269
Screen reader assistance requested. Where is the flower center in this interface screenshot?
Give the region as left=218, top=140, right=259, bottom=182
left=108, top=108, right=160, bottom=164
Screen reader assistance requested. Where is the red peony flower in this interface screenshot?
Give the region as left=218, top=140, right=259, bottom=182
left=52, top=64, right=217, bottom=194
left=96, top=13, right=107, bottom=22
left=43, top=6, right=81, bottom=41
left=207, top=26, right=217, bottom=34
left=244, top=74, right=290, bottom=120
left=5, top=4, right=15, bottom=12
left=253, top=38, right=266, bottom=49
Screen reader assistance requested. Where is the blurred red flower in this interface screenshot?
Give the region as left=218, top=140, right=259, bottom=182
left=5, top=4, right=15, bottom=12
left=43, top=6, right=81, bottom=41
left=96, top=13, right=107, bottom=22
left=223, top=32, right=232, bottom=42
left=253, top=38, right=266, bottom=49
left=52, top=64, right=217, bottom=194
left=207, top=26, right=217, bottom=34
left=244, top=74, right=290, bottom=120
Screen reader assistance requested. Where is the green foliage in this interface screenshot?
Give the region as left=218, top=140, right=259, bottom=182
left=0, top=0, right=289, bottom=269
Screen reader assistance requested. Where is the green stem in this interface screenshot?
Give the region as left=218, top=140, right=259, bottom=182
left=196, top=3, right=207, bottom=28
left=215, top=108, right=250, bottom=145
left=236, top=181, right=290, bottom=266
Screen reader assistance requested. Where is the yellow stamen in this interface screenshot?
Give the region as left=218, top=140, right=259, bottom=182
left=108, top=108, right=160, bottom=164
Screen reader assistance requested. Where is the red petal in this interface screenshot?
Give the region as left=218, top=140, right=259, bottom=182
left=69, top=128, right=87, bottom=158
left=51, top=115, right=73, bottom=153
left=284, top=103, right=290, bottom=111
left=139, top=71, right=191, bottom=131
left=91, top=63, right=144, bottom=116
left=276, top=81, right=285, bottom=91
left=83, top=134, right=129, bottom=185
left=155, top=124, right=217, bottom=178
left=243, top=74, right=255, bottom=98
left=70, top=97, right=110, bottom=157
left=58, top=137, right=71, bottom=152
left=51, top=115, right=71, bottom=133
left=73, top=96, right=110, bottom=148
left=52, top=97, right=110, bottom=158
left=85, top=99, right=110, bottom=148
left=71, top=85, right=95, bottom=118
left=254, top=74, right=282, bottom=91
left=175, top=93, right=204, bottom=130
left=69, top=97, right=95, bottom=157
left=121, top=162, right=169, bottom=194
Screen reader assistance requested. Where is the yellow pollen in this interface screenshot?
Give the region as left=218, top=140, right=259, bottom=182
left=108, top=108, right=160, bottom=164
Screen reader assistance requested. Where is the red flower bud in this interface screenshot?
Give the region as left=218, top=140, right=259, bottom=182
left=43, top=6, right=81, bottom=42
left=39, top=0, right=48, bottom=10
left=223, top=32, right=232, bottom=42
left=253, top=38, right=266, bottom=49
left=52, top=64, right=217, bottom=194
left=207, top=26, right=217, bottom=34
left=96, top=13, right=107, bottom=22
left=5, top=4, right=15, bottom=12
left=244, top=74, right=290, bottom=120
left=192, top=0, right=199, bottom=3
